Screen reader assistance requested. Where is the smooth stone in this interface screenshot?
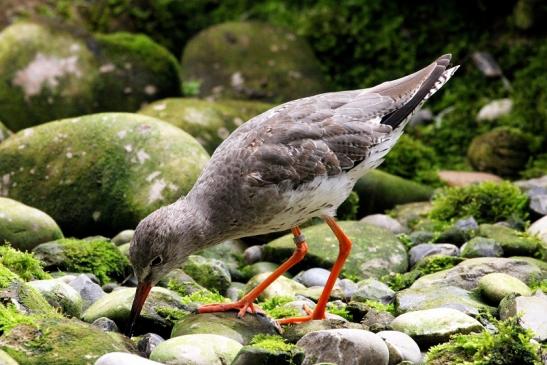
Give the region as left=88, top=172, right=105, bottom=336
left=411, top=257, right=544, bottom=290
left=294, top=268, right=337, bottom=288
left=435, top=218, right=478, bottom=245
left=95, top=352, right=164, bottom=365
left=297, top=329, right=389, bottom=365
left=243, top=261, right=281, bottom=280
left=244, top=272, right=305, bottom=300
left=361, top=309, right=395, bottom=333
left=477, top=98, right=513, bottom=121
left=68, top=274, right=106, bottom=311
left=437, top=170, right=502, bottom=187
left=478, top=273, right=532, bottom=304
left=351, top=278, right=395, bottom=304
left=92, top=317, right=119, bottom=332
left=390, top=202, right=433, bottom=228
left=360, top=214, right=408, bottom=234
left=171, top=312, right=278, bottom=345
left=0, top=197, right=63, bottom=250
left=264, top=221, right=408, bottom=280
left=460, top=237, right=504, bottom=258
left=391, top=308, right=483, bottom=346
left=295, top=285, right=345, bottom=302
left=282, top=319, right=364, bottom=343
left=27, top=278, right=83, bottom=317
left=111, top=230, right=134, bottom=245
left=529, top=215, right=547, bottom=244
left=408, top=231, right=435, bottom=245
left=499, top=291, right=547, bottom=341
left=82, top=287, right=188, bottom=337
left=478, top=224, right=539, bottom=256
left=182, top=255, right=231, bottom=294
left=516, top=176, right=547, bottom=216
left=338, top=278, right=358, bottom=300
left=395, top=285, right=494, bottom=316
left=226, top=282, right=246, bottom=301
left=231, top=344, right=305, bottom=365
left=150, top=334, right=242, bottom=365
left=136, top=333, right=165, bottom=358
left=157, top=269, right=205, bottom=296
left=243, top=245, right=264, bottom=264
left=377, top=330, right=421, bottom=365
left=409, top=243, right=459, bottom=267
left=196, top=240, right=247, bottom=281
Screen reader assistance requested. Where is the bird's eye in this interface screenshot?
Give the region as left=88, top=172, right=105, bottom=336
left=150, top=256, right=163, bottom=266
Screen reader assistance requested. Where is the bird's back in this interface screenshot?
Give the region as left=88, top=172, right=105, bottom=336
left=186, top=55, right=459, bottom=239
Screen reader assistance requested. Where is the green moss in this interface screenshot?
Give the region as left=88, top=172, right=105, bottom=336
left=382, top=255, right=463, bottom=291
left=521, top=153, right=547, bottom=179
left=381, top=135, right=442, bottom=186
left=326, top=303, right=352, bottom=320
left=0, top=245, right=50, bottom=281
left=53, top=238, right=130, bottom=284
left=425, top=315, right=541, bottom=365
left=0, top=304, right=37, bottom=334
left=156, top=306, right=189, bottom=322
left=528, top=277, right=547, bottom=293
left=259, top=296, right=299, bottom=319
left=429, top=181, right=529, bottom=224
left=249, top=334, right=297, bottom=352
left=177, top=289, right=229, bottom=306
left=0, top=264, right=19, bottom=289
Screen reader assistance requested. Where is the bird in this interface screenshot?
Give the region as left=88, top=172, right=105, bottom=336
left=127, top=54, right=459, bottom=335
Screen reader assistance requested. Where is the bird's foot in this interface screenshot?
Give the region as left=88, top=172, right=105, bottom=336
left=277, top=304, right=325, bottom=325
left=197, top=299, right=265, bottom=318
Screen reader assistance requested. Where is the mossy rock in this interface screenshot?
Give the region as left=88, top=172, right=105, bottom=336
left=92, top=32, right=181, bottom=112
left=181, top=21, right=326, bottom=103
left=0, top=197, right=63, bottom=250
left=0, top=245, right=50, bottom=282
left=0, top=22, right=181, bottom=131
left=354, top=170, right=434, bottom=217
left=389, top=202, right=433, bottom=229
left=139, top=98, right=273, bottom=153
left=264, top=221, right=408, bottom=280
left=0, top=121, right=11, bottom=143
left=0, top=113, right=209, bottom=236
left=478, top=273, right=532, bottom=304
left=467, top=127, right=533, bottom=178
left=478, top=224, right=539, bottom=256
left=0, top=318, right=134, bottom=365
left=82, top=287, right=189, bottom=338
left=171, top=312, right=278, bottom=345
left=0, top=22, right=98, bottom=130
left=244, top=273, right=306, bottom=301
left=181, top=255, right=231, bottom=294
left=27, top=279, right=83, bottom=317
left=32, top=238, right=130, bottom=285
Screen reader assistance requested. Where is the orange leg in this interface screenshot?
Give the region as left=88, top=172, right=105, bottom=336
left=198, top=227, right=308, bottom=317
left=278, top=216, right=352, bottom=325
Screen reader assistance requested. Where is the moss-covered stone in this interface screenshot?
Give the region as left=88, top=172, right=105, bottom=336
left=264, top=221, right=408, bottom=280
left=354, top=170, right=434, bottom=217
left=0, top=318, right=134, bottom=365
left=467, top=127, right=533, bottom=177
left=181, top=255, right=231, bottom=294
left=82, top=287, right=188, bottom=337
left=244, top=273, right=306, bottom=301
left=0, top=198, right=63, bottom=251
left=0, top=121, right=11, bottom=143
left=429, top=181, right=529, bottom=224
left=27, top=279, right=83, bottom=317
left=0, top=113, right=209, bottom=235
left=478, top=224, right=540, bottom=256
left=181, top=21, right=326, bottom=103
left=478, top=273, right=532, bottom=304
left=171, top=312, right=278, bottom=344
left=139, top=98, right=273, bottom=153
left=389, top=202, right=433, bottom=229
left=232, top=334, right=304, bottom=365
left=92, top=32, right=181, bottom=111
left=0, top=246, right=50, bottom=281
left=32, top=238, right=130, bottom=284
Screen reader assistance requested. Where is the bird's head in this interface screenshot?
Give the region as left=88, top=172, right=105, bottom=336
left=127, top=202, right=203, bottom=336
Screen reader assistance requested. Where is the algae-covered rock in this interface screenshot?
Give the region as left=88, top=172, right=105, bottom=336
left=395, top=285, right=494, bottom=316
left=150, top=333, right=242, bottom=365
left=264, top=221, right=408, bottom=280
left=460, top=237, right=504, bottom=258
left=389, top=202, right=433, bottom=229
left=181, top=255, right=231, bottom=294
left=27, top=279, right=83, bottom=317
left=478, top=224, right=539, bottom=256
left=467, top=127, right=532, bottom=177
left=0, top=197, right=63, bottom=250
left=411, top=257, right=544, bottom=290
left=478, top=273, right=532, bottom=304
left=171, top=312, right=278, bottom=344
left=181, top=21, right=326, bottom=103
left=92, top=32, right=181, bottom=112
left=0, top=318, right=134, bottom=365
left=32, top=238, right=130, bottom=284
left=355, top=170, right=434, bottom=216
left=0, top=113, right=209, bottom=235
left=391, top=308, right=483, bottom=346
left=244, top=272, right=306, bottom=300
left=499, top=291, right=547, bottom=341
left=0, top=121, right=11, bottom=143
left=82, top=287, right=188, bottom=337
left=139, top=98, right=272, bottom=153
left=0, top=22, right=98, bottom=130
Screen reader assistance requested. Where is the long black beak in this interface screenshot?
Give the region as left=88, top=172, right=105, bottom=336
left=127, top=281, right=153, bottom=337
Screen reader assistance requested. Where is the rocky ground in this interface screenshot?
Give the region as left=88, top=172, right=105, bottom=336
left=0, top=3, right=546, bottom=364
